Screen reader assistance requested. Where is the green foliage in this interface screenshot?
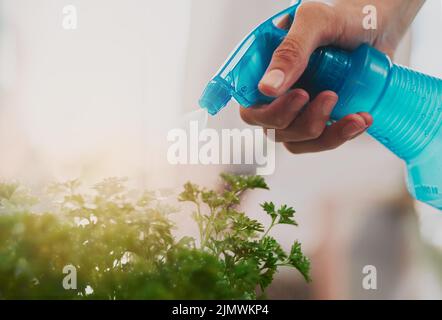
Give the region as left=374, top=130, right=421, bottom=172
left=178, top=173, right=311, bottom=290
left=0, top=174, right=310, bottom=300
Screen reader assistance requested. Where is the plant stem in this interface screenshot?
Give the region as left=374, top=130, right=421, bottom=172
left=261, top=219, right=276, bottom=239
left=202, top=205, right=219, bottom=252
left=194, top=201, right=205, bottom=250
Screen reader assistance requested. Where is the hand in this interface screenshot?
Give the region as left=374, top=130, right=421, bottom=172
left=240, top=0, right=425, bottom=154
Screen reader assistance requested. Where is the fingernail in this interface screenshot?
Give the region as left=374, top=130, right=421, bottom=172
left=342, top=122, right=367, bottom=140
left=260, top=69, right=285, bottom=91
left=290, top=90, right=308, bottom=103
left=357, top=112, right=373, bottom=127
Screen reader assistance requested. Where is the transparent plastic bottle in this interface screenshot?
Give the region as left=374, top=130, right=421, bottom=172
left=199, top=3, right=442, bottom=210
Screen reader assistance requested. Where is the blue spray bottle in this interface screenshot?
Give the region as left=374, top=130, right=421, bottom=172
left=199, top=2, right=442, bottom=210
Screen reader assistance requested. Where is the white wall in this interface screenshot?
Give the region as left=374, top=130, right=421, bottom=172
left=0, top=0, right=192, bottom=187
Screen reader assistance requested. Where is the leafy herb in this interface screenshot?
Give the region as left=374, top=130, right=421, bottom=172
left=0, top=174, right=310, bottom=299
left=178, top=173, right=311, bottom=291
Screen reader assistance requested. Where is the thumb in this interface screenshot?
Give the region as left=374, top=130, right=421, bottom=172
left=259, top=3, right=339, bottom=97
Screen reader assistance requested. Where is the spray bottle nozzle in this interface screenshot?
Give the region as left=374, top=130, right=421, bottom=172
left=199, top=79, right=232, bottom=116
left=198, top=2, right=302, bottom=116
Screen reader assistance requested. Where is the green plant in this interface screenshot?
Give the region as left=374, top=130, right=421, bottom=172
left=0, top=174, right=310, bottom=300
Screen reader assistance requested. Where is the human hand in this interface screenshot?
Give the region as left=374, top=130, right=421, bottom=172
left=240, top=0, right=425, bottom=153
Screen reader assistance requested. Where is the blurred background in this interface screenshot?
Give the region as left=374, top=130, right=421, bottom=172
left=1, top=0, right=442, bottom=299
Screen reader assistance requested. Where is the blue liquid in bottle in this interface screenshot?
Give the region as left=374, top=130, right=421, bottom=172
left=199, top=3, right=442, bottom=210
